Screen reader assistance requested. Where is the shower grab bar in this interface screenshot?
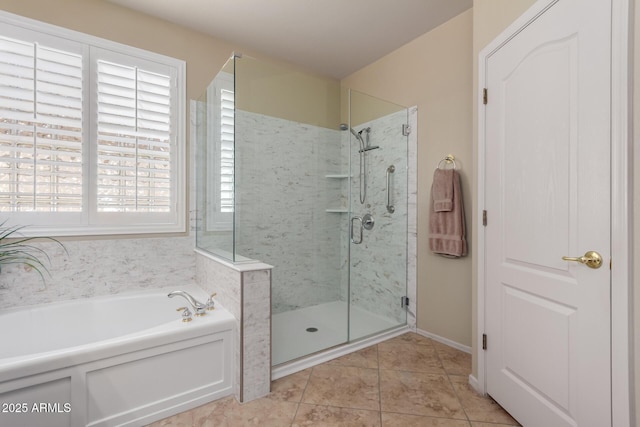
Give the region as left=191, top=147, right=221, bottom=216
left=386, top=165, right=395, bottom=214
left=351, top=216, right=363, bottom=244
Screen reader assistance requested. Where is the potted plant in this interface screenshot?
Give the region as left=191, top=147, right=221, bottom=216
left=0, top=221, right=66, bottom=282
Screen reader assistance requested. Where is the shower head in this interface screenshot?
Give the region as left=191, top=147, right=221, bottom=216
left=340, top=123, right=362, bottom=141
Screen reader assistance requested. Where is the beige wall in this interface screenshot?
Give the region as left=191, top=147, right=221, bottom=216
left=345, top=89, right=406, bottom=128
left=234, top=56, right=340, bottom=129
left=342, top=10, right=474, bottom=346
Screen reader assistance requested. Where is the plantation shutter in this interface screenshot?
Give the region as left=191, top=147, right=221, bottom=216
left=0, top=14, right=185, bottom=235
left=0, top=35, right=83, bottom=212
left=219, top=88, right=234, bottom=213
left=96, top=58, right=173, bottom=213
left=203, top=73, right=233, bottom=231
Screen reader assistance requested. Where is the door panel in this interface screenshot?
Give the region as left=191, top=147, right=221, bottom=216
left=502, top=286, right=575, bottom=409
left=348, top=90, right=408, bottom=341
left=501, top=36, right=575, bottom=268
left=484, top=1, right=611, bottom=426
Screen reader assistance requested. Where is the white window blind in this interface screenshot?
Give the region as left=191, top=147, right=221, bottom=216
left=0, top=36, right=83, bottom=213
left=204, top=72, right=233, bottom=231
left=96, top=60, right=172, bottom=213
left=0, top=12, right=185, bottom=236
left=219, top=88, right=234, bottom=213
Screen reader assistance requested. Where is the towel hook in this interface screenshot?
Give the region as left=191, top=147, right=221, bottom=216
left=437, top=154, right=456, bottom=170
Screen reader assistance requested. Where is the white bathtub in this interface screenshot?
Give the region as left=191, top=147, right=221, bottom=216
left=0, top=285, right=235, bottom=427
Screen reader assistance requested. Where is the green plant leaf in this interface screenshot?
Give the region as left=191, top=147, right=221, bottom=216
left=0, top=220, right=66, bottom=284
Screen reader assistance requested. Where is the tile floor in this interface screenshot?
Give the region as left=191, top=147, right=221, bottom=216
left=148, top=332, right=520, bottom=427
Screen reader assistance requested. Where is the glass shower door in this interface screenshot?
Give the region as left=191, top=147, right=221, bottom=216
left=231, top=55, right=349, bottom=365
left=348, top=90, right=408, bottom=341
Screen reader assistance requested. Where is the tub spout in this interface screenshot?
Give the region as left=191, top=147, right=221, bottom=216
left=168, top=291, right=206, bottom=316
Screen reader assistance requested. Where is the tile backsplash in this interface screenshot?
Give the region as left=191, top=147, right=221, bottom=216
left=0, top=235, right=195, bottom=310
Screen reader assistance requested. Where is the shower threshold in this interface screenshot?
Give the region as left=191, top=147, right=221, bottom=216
left=272, top=300, right=405, bottom=368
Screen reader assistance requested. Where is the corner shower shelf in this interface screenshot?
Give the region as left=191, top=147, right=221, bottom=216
left=325, top=174, right=349, bottom=213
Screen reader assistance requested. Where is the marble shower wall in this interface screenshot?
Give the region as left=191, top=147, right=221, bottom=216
left=234, top=111, right=345, bottom=314
left=0, top=236, right=196, bottom=310
left=233, top=108, right=412, bottom=324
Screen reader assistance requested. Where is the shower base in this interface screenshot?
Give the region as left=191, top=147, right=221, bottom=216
left=272, top=300, right=400, bottom=366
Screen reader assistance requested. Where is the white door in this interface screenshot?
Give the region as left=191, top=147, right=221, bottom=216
left=483, top=1, right=611, bottom=426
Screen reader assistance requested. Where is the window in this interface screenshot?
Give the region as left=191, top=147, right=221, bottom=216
left=204, top=71, right=234, bottom=231
left=219, top=86, right=235, bottom=214
left=0, top=31, right=85, bottom=217
left=0, top=12, right=185, bottom=236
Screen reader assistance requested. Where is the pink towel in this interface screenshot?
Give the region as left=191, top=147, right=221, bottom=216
left=429, top=169, right=467, bottom=257
left=432, top=168, right=454, bottom=212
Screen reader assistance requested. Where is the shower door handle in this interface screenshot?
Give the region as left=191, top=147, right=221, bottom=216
left=386, top=165, right=395, bottom=214
left=351, top=216, right=363, bottom=244
left=351, top=214, right=374, bottom=244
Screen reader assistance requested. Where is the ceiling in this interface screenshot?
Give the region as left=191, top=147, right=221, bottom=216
left=105, top=0, right=472, bottom=79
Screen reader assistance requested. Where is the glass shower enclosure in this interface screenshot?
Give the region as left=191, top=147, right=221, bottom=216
left=195, top=54, right=408, bottom=365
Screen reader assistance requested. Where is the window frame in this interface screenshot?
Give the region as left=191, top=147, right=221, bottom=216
left=0, top=11, right=186, bottom=237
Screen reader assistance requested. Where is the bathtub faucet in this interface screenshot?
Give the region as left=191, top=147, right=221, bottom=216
left=168, top=291, right=207, bottom=316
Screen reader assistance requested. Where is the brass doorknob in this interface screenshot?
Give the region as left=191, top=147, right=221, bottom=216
left=562, top=251, right=603, bottom=269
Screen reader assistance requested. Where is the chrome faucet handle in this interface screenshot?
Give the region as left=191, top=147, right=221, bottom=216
left=168, top=290, right=207, bottom=315
left=176, top=306, right=192, bottom=322
left=206, top=293, right=217, bottom=311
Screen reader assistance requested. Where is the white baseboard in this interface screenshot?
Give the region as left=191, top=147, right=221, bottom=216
left=468, top=374, right=484, bottom=395
left=416, top=328, right=472, bottom=354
